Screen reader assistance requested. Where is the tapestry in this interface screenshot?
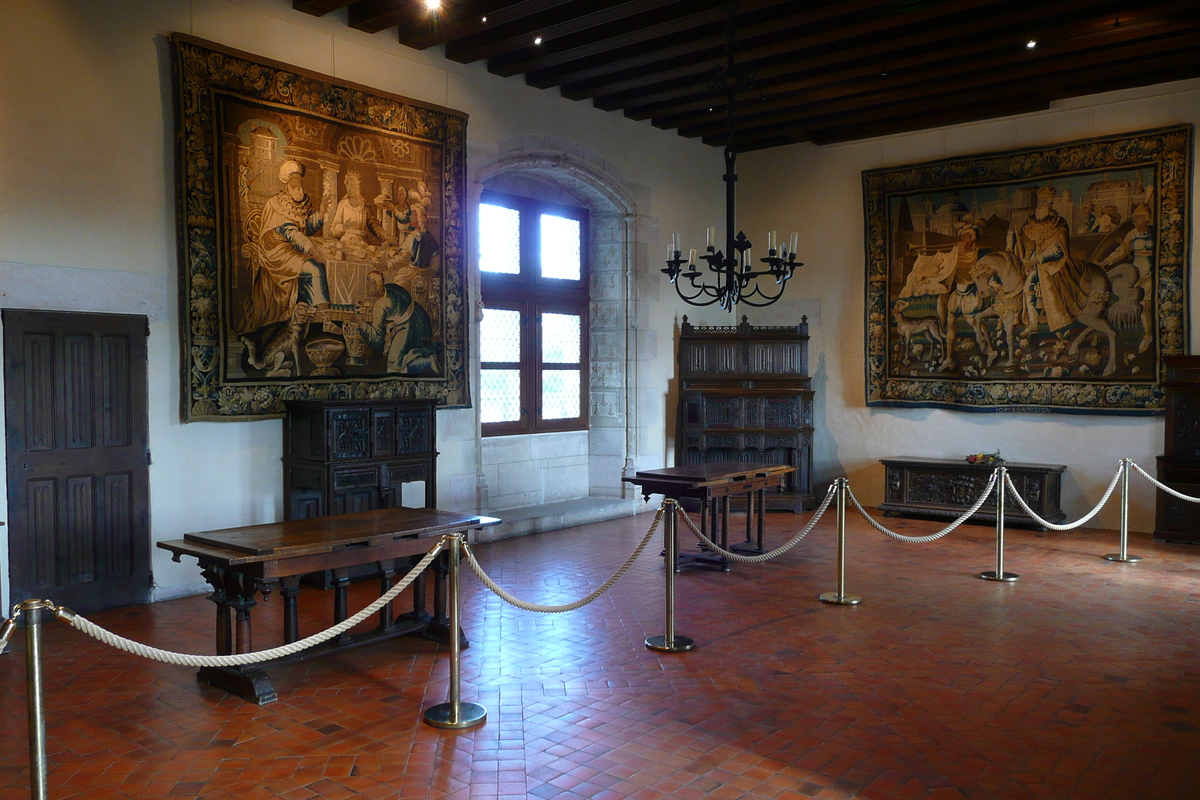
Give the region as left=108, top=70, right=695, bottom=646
left=171, top=35, right=469, bottom=420
left=864, top=125, right=1193, bottom=415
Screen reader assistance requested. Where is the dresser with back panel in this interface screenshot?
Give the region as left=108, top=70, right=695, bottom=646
left=675, top=315, right=814, bottom=512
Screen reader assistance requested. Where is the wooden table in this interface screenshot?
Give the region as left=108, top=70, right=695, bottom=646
left=624, top=462, right=796, bottom=570
left=158, top=507, right=499, bottom=704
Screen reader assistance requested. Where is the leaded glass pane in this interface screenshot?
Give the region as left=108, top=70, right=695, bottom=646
left=540, top=214, right=581, bottom=280
left=542, top=313, right=580, bottom=363
left=542, top=369, right=580, bottom=420
left=480, top=308, right=521, bottom=363
left=480, top=203, right=520, bottom=274
left=481, top=369, right=522, bottom=423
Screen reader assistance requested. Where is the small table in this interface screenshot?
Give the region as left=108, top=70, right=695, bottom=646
left=624, top=462, right=796, bottom=570
left=877, top=456, right=1067, bottom=530
left=158, top=507, right=499, bottom=704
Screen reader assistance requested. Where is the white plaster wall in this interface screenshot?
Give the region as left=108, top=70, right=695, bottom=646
left=729, top=78, right=1200, bottom=533
left=0, top=0, right=722, bottom=609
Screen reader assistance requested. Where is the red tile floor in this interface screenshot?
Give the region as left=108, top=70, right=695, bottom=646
left=1, top=504, right=1199, bottom=800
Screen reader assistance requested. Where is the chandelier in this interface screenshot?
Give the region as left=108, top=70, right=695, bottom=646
left=661, top=6, right=802, bottom=310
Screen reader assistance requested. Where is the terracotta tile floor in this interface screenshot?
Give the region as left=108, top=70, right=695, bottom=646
left=2, top=506, right=1199, bottom=799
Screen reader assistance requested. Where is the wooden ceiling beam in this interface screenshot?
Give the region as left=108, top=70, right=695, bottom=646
left=655, top=12, right=1200, bottom=135
left=547, top=0, right=1018, bottom=100
left=293, top=0, right=354, bottom=15
left=347, top=0, right=416, bottom=33
left=618, top=0, right=1152, bottom=119
left=441, top=0, right=616, bottom=62
left=394, top=0, right=546, bottom=50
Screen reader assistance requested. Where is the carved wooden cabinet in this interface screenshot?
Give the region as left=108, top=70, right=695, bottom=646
left=675, top=315, right=814, bottom=512
left=283, top=400, right=437, bottom=521
left=878, top=457, right=1066, bottom=529
left=1155, top=356, right=1200, bottom=543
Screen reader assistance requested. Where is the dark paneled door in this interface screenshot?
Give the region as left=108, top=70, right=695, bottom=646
left=3, top=310, right=151, bottom=613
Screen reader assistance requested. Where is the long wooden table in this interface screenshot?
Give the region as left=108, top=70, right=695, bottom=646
left=624, top=462, right=796, bottom=570
left=158, top=507, right=499, bottom=704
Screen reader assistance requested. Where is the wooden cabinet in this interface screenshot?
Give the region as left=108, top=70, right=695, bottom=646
left=283, top=400, right=437, bottom=521
left=675, top=315, right=814, bottom=511
left=1155, top=356, right=1200, bottom=544
left=878, top=457, right=1066, bottom=529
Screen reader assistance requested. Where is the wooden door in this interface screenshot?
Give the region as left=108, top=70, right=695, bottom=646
left=3, top=310, right=151, bottom=612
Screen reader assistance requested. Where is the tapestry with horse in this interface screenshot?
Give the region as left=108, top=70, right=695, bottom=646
left=864, top=125, right=1192, bottom=415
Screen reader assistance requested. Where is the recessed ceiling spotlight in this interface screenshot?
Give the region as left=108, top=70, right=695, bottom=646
left=422, top=0, right=441, bottom=10
left=534, top=36, right=543, bottom=45
left=1026, top=39, right=1037, bottom=49
left=481, top=16, right=487, bottom=22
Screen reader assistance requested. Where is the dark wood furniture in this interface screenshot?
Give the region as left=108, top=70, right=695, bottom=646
left=878, top=457, right=1067, bottom=530
left=1155, top=356, right=1200, bottom=544
left=675, top=315, right=814, bottom=512
left=283, top=399, right=437, bottom=521
left=158, top=507, right=499, bottom=705
left=624, top=461, right=796, bottom=570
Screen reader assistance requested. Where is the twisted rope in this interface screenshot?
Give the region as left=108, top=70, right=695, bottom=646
left=674, top=484, right=836, bottom=563
left=847, top=471, right=997, bottom=542
left=1003, top=462, right=1123, bottom=530
left=1130, top=461, right=1200, bottom=502
left=461, top=507, right=664, bottom=613
left=61, top=540, right=445, bottom=667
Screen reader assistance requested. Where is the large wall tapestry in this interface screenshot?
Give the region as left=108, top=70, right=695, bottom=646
left=172, top=35, right=468, bottom=420
left=864, top=125, right=1192, bottom=415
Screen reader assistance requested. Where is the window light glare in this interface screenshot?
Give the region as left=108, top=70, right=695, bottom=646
left=1026, top=39, right=1037, bottom=49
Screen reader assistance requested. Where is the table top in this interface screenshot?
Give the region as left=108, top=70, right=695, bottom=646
left=160, top=507, right=500, bottom=560
left=879, top=456, right=1066, bottom=472
left=627, top=461, right=795, bottom=487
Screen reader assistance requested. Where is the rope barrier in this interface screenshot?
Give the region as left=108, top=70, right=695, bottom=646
left=1003, top=462, right=1124, bottom=530
left=673, top=484, right=837, bottom=563
left=1130, top=461, right=1200, bottom=502
left=461, top=507, right=664, bottom=613
left=60, top=541, right=445, bottom=668
left=846, top=471, right=998, bottom=543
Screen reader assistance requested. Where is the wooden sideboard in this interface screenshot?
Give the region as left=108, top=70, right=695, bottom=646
left=283, top=399, right=437, bottom=521
left=675, top=315, right=814, bottom=512
left=1155, top=356, right=1200, bottom=544
left=878, top=456, right=1067, bottom=530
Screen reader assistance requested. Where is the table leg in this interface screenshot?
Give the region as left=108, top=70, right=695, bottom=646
left=279, top=576, right=301, bottom=644
left=423, top=548, right=469, bottom=649
left=378, top=560, right=397, bottom=632
left=201, top=564, right=232, bottom=656
left=757, top=488, right=767, bottom=552
left=197, top=570, right=277, bottom=705
left=332, top=567, right=352, bottom=646
left=398, top=554, right=432, bottom=628
left=720, top=496, right=731, bottom=571
left=745, top=489, right=754, bottom=546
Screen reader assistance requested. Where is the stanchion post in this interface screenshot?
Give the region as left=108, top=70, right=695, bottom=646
left=423, top=534, right=487, bottom=729
left=980, top=467, right=1018, bottom=582
left=18, top=600, right=51, bottom=800
left=646, top=500, right=696, bottom=652
left=820, top=478, right=862, bottom=605
left=1105, top=458, right=1143, bottom=564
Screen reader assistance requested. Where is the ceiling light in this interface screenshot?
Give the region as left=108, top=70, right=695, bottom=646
left=481, top=16, right=487, bottom=22
left=1026, top=39, right=1037, bottom=49
left=534, top=36, right=543, bottom=45
left=422, top=0, right=441, bottom=10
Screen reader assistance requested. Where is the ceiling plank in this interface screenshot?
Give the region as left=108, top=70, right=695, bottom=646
left=293, top=0, right=354, bottom=14
left=347, top=0, right=416, bottom=33
left=437, top=0, right=601, bottom=61
left=395, top=1, right=539, bottom=50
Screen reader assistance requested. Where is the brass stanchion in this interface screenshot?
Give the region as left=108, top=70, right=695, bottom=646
left=980, top=467, right=1018, bottom=582
left=646, top=500, right=695, bottom=652
left=17, top=600, right=52, bottom=800
left=423, top=535, right=487, bottom=729
left=1105, top=458, right=1143, bottom=563
left=820, top=478, right=861, bottom=605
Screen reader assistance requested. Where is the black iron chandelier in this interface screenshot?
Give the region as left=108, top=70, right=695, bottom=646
left=661, top=6, right=802, bottom=310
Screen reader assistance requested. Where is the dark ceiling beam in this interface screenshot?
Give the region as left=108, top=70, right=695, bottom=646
left=546, top=0, right=1011, bottom=100
left=655, top=11, right=1199, bottom=136
left=497, top=0, right=883, bottom=81
left=709, top=43, right=1200, bottom=149
left=620, top=0, right=1145, bottom=120
left=442, top=0, right=687, bottom=65
left=293, top=0, right=353, bottom=14
left=347, top=0, right=416, bottom=33
left=394, top=0, right=549, bottom=50
left=438, top=0, right=605, bottom=62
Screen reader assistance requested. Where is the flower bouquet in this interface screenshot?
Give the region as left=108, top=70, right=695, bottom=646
left=965, top=450, right=1004, bottom=466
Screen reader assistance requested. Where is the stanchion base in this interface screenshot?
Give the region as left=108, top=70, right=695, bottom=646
left=423, top=701, right=487, bottom=729
left=645, top=634, right=696, bottom=652
left=979, top=571, right=1019, bottom=582
left=1104, top=553, right=1144, bottom=563
left=818, top=592, right=862, bottom=605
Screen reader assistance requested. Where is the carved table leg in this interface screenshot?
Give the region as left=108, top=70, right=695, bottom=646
left=731, top=487, right=765, bottom=555
left=719, top=496, right=731, bottom=571
left=279, top=576, right=301, bottom=644
left=197, top=569, right=277, bottom=705
left=398, top=554, right=432, bottom=628
left=757, top=487, right=767, bottom=552
left=378, top=559, right=397, bottom=632
left=332, top=567, right=352, bottom=646
left=201, top=564, right=232, bottom=655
